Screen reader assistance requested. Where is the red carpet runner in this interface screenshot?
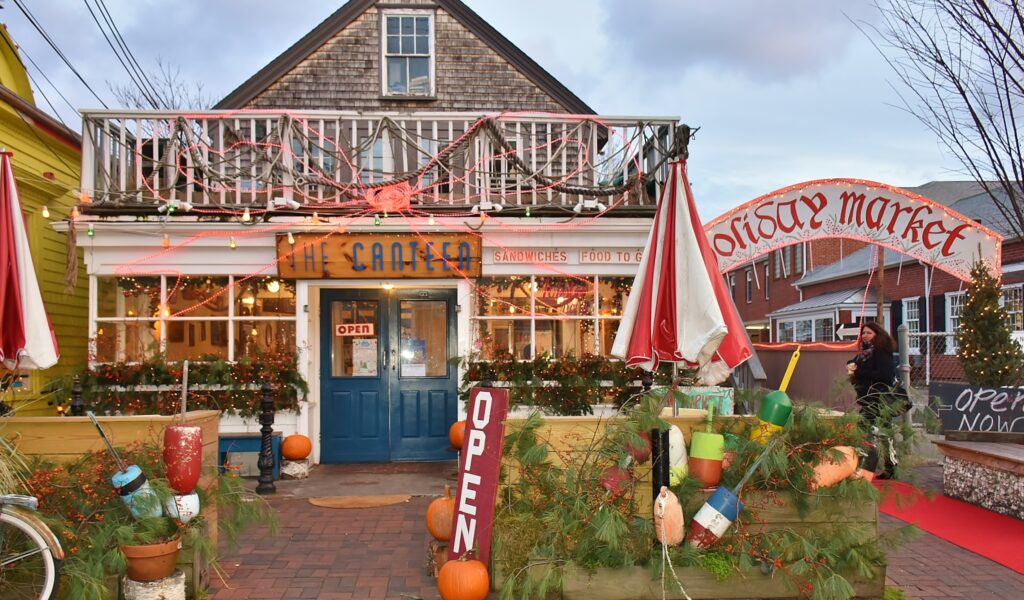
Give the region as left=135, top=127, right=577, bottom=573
left=875, top=480, right=1024, bottom=574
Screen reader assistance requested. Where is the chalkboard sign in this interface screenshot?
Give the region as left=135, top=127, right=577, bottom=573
left=930, top=382, right=1024, bottom=433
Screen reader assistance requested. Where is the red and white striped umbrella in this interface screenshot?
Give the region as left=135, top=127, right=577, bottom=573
left=0, top=152, right=59, bottom=370
left=611, top=161, right=750, bottom=383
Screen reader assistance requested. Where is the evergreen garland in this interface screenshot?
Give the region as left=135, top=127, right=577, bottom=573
left=955, top=261, right=1024, bottom=386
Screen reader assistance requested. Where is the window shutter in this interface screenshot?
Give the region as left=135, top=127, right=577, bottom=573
left=890, top=299, right=903, bottom=331
left=932, top=295, right=946, bottom=354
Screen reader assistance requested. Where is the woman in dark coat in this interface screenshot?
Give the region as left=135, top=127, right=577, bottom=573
left=846, top=322, right=897, bottom=478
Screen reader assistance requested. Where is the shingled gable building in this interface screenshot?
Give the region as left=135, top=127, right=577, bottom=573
left=69, top=0, right=679, bottom=463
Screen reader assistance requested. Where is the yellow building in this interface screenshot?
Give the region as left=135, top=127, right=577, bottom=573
left=0, top=25, right=86, bottom=414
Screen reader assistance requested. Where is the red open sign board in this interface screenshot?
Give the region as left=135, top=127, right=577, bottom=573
left=447, top=387, right=510, bottom=564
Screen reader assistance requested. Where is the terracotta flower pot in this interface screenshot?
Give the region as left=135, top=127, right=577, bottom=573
left=121, top=535, right=182, bottom=582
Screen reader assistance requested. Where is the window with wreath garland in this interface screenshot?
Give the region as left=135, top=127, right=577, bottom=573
left=472, top=275, right=632, bottom=360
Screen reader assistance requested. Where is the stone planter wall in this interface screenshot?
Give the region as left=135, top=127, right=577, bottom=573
left=943, top=456, right=1024, bottom=519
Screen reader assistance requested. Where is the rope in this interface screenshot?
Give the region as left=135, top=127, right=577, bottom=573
left=64, top=219, right=78, bottom=293
left=655, top=488, right=691, bottom=600
left=86, top=113, right=675, bottom=207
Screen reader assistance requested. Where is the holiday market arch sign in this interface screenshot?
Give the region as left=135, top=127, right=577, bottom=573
left=704, top=179, right=1003, bottom=281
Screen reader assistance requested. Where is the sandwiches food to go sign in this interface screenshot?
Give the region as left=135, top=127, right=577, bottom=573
left=335, top=324, right=373, bottom=337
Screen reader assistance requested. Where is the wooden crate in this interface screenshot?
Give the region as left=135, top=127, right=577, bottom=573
left=498, top=491, right=884, bottom=600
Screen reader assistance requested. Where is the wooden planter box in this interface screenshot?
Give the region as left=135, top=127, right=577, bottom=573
left=1, top=410, right=220, bottom=598
left=560, top=562, right=882, bottom=599
left=497, top=414, right=884, bottom=599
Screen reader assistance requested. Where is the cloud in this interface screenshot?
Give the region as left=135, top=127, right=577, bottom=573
left=598, top=0, right=878, bottom=82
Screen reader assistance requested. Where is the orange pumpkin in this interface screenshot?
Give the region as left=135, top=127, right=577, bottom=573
left=438, top=556, right=489, bottom=600
left=810, top=446, right=858, bottom=490
left=426, top=485, right=456, bottom=541
left=281, top=434, right=312, bottom=460
left=449, top=420, right=466, bottom=450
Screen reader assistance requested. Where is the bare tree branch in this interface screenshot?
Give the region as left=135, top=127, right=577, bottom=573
left=108, top=57, right=212, bottom=111
left=866, top=0, right=1024, bottom=239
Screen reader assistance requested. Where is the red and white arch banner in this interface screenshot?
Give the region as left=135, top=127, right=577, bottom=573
left=704, top=179, right=1002, bottom=281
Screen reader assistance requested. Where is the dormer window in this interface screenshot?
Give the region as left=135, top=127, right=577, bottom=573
left=382, top=11, right=434, bottom=97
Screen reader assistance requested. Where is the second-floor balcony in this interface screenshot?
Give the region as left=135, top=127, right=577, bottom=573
left=80, top=111, right=680, bottom=217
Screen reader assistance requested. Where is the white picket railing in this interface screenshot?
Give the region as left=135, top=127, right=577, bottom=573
left=80, top=110, right=679, bottom=212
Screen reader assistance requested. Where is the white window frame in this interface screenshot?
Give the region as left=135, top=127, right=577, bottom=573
left=745, top=269, right=753, bottom=304
left=380, top=9, right=435, bottom=97
left=946, top=291, right=965, bottom=354
left=1000, top=284, right=1024, bottom=332
left=471, top=275, right=627, bottom=360
left=728, top=273, right=737, bottom=300
left=903, top=296, right=921, bottom=354
left=764, top=264, right=770, bottom=300
left=92, top=275, right=296, bottom=365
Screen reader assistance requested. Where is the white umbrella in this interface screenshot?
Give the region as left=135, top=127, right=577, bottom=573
left=612, top=160, right=750, bottom=384
left=0, top=151, right=59, bottom=370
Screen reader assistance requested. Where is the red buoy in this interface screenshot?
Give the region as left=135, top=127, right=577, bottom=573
left=163, top=425, right=202, bottom=494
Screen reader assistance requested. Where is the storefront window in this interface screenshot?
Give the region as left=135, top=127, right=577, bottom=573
left=475, top=276, right=532, bottom=316
left=472, top=275, right=628, bottom=360
left=534, top=276, right=593, bottom=316
left=94, top=275, right=296, bottom=364
left=97, top=277, right=161, bottom=319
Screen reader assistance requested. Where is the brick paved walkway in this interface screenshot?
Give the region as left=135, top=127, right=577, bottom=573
left=210, top=464, right=1024, bottom=599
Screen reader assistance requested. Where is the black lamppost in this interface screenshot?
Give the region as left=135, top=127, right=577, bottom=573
left=643, top=372, right=670, bottom=499
left=69, top=375, right=86, bottom=416
left=255, top=379, right=276, bottom=495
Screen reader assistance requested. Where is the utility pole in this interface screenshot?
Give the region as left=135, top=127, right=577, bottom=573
left=876, top=246, right=885, bottom=328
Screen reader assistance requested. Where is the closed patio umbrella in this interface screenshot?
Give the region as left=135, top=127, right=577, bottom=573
left=611, top=160, right=751, bottom=492
left=0, top=151, right=59, bottom=370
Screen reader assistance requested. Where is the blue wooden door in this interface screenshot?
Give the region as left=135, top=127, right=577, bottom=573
left=319, top=289, right=389, bottom=463
left=320, top=288, right=458, bottom=463
left=388, top=289, right=459, bottom=461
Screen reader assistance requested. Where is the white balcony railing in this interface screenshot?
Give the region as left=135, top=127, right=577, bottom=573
left=80, top=111, right=679, bottom=214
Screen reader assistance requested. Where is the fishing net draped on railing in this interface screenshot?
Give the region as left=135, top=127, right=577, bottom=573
left=81, top=111, right=681, bottom=213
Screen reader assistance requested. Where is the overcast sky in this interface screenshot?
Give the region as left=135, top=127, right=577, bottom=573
left=1, top=0, right=965, bottom=220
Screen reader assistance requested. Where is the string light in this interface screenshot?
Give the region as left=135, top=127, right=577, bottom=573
left=41, top=206, right=50, bottom=218
left=229, top=236, right=237, bottom=249
left=162, top=234, right=170, bottom=249
left=87, top=224, right=94, bottom=237
left=287, top=232, right=295, bottom=245
left=242, top=207, right=251, bottom=222
left=374, top=214, right=382, bottom=226
left=79, top=191, right=91, bottom=203
left=428, top=215, right=436, bottom=226
left=525, top=206, right=531, bottom=217
left=70, top=206, right=80, bottom=219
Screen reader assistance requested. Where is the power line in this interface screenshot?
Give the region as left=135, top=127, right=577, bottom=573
left=82, top=0, right=160, bottom=108
left=11, top=0, right=109, bottom=108
left=0, top=24, right=75, bottom=127
left=93, top=0, right=161, bottom=106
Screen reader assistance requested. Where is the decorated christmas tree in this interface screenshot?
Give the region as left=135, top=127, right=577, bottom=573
left=956, top=261, right=1024, bottom=386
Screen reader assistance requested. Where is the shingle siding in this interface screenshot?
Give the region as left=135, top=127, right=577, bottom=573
left=246, top=7, right=569, bottom=113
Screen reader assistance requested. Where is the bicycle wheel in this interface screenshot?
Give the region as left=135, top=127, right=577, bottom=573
left=0, top=509, right=61, bottom=600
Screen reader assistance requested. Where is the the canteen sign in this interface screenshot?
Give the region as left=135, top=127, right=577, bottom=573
left=704, top=180, right=1002, bottom=282
left=931, top=382, right=1024, bottom=433
left=448, top=387, right=510, bottom=564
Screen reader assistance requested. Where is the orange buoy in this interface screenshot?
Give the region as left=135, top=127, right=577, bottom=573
left=281, top=434, right=312, bottom=460
left=448, top=420, right=466, bottom=450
